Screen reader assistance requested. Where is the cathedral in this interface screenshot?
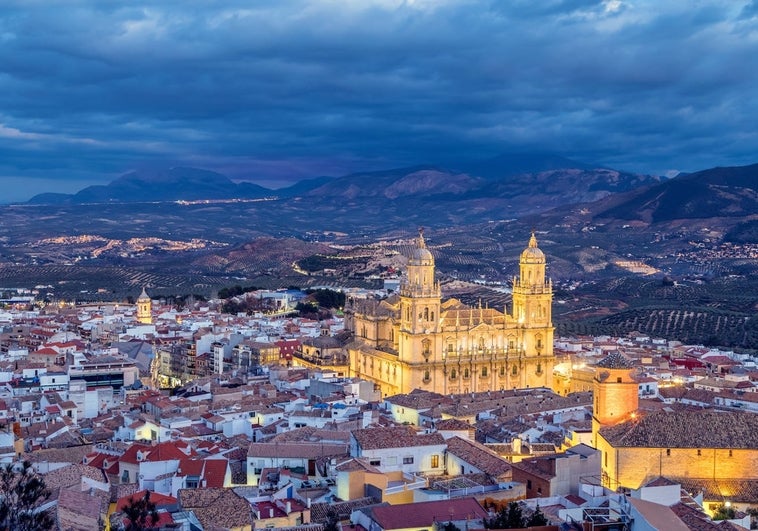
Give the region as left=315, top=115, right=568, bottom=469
left=345, top=230, right=554, bottom=397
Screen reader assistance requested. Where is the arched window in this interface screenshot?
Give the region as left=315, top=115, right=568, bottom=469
left=422, top=339, right=431, bottom=356
left=463, top=368, right=470, bottom=379
left=512, top=365, right=518, bottom=376
left=481, top=366, right=488, bottom=377
left=450, top=368, right=457, bottom=379
left=423, top=370, right=430, bottom=382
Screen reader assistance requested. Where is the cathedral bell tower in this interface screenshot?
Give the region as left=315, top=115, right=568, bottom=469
left=398, top=229, right=441, bottom=363
left=510, top=232, right=554, bottom=386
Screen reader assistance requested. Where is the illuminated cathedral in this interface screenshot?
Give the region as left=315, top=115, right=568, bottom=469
left=345, top=230, right=554, bottom=397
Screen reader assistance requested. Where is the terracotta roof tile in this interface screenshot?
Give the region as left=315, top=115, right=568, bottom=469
left=600, top=410, right=758, bottom=448
left=444, top=436, right=512, bottom=480
left=351, top=426, right=445, bottom=450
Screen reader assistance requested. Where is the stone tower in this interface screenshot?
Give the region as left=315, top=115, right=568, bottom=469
left=137, top=287, right=152, bottom=325
left=511, top=232, right=554, bottom=378
left=398, top=228, right=442, bottom=365
left=592, top=350, right=638, bottom=447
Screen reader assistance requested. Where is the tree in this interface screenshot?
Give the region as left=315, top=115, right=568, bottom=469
left=713, top=503, right=737, bottom=521
left=122, top=490, right=159, bottom=531
left=305, top=288, right=346, bottom=309
left=505, top=502, right=525, bottom=529
left=526, top=504, right=549, bottom=527
left=0, top=460, right=53, bottom=531
left=484, top=501, right=525, bottom=529
left=323, top=509, right=340, bottom=531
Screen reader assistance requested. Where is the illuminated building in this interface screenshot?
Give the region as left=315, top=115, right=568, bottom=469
left=345, top=230, right=554, bottom=396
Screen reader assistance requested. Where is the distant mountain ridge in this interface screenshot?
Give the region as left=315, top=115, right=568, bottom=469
left=28, top=167, right=272, bottom=204
left=27, top=153, right=659, bottom=210
left=295, top=165, right=661, bottom=220
left=591, top=163, right=758, bottom=224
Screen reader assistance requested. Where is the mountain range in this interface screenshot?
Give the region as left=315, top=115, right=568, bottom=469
left=27, top=154, right=664, bottom=220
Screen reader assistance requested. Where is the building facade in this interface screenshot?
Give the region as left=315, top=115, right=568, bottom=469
left=345, top=230, right=554, bottom=397
left=591, top=351, right=758, bottom=493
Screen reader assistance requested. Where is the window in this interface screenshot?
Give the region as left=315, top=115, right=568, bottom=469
left=729, top=450, right=733, bottom=457
left=422, top=339, right=431, bottom=356
left=481, top=366, right=488, bottom=377
left=463, top=368, right=470, bottom=379
left=666, top=448, right=671, bottom=456
left=617, top=377, right=622, bottom=383
left=527, top=480, right=532, bottom=489
left=431, top=455, right=439, bottom=468
left=369, top=459, right=381, bottom=466
left=403, top=456, right=414, bottom=464
left=450, top=368, right=457, bottom=379
left=697, top=449, right=701, bottom=456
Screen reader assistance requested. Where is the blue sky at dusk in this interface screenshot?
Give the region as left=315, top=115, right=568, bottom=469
left=1, top=0, right=757, bottom=202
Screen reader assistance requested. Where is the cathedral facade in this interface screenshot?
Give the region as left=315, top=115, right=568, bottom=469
left=345, top=231, right=554, bottom=397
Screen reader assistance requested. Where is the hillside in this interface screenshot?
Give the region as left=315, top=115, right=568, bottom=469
left=28, top=167, right=271, bottom=204
left=592, top=163, right=758, bottom=224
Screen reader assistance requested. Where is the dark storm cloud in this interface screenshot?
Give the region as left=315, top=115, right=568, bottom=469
left=0, top=0, right=757, bottom=201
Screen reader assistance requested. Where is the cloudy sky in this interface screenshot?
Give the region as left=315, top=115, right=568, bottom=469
left=1, top=0, right=757, bottom=202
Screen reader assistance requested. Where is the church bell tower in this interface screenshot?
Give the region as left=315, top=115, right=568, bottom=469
left=511, top=232, right=554, bottom=387
left=398, top=229, right=441, bottom=363
left=137, top=287, right=152, bottom=325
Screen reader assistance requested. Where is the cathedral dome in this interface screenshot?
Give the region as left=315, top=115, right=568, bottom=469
left=410, top=246, right=433, bottom=262
left=409, top=229, right=434, bottom=264
left=520, top=232, right=545, bottom=263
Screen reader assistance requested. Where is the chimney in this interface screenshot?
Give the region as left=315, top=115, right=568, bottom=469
left=307, top=498, right=311, bottom=509
left=269, top=508, right=274, bottom=518
left=286, top=501, right=292, bottom=514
